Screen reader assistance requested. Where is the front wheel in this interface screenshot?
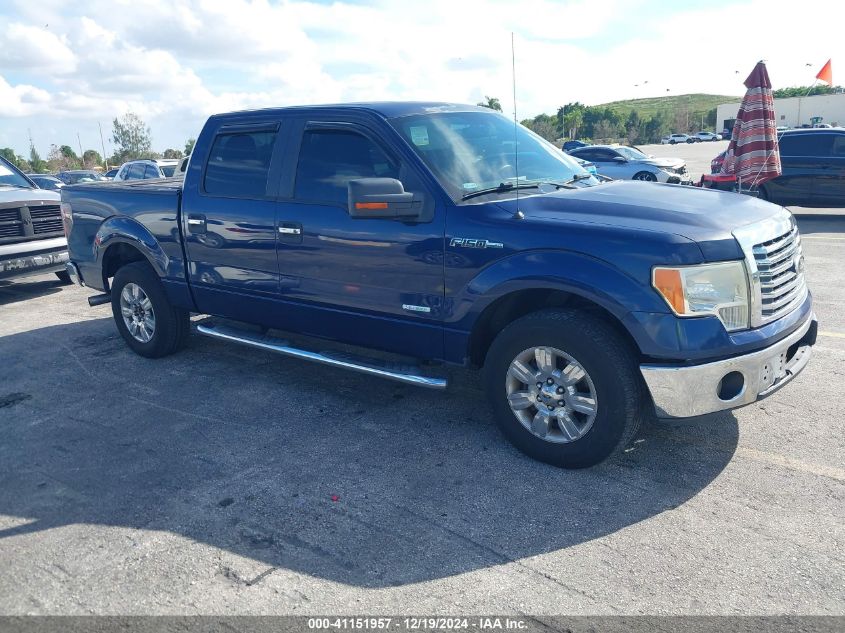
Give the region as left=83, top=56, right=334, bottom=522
left=111, top=261, right=189, bottom=358
left=633, top=171, right=657, bottom=182
left=484, top=309, right=644, bottom=468
left=55, top=270, right=72, bottom=284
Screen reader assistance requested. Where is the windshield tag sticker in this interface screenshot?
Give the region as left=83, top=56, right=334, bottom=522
left=409, top=125, right=429, bottom=146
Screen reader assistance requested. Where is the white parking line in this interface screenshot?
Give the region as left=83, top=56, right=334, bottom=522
left=736, top=447, right=845, bottom=482
left=819, top=330, right=845, bottom=339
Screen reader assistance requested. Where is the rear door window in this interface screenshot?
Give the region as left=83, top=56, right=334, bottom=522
left=779, top=134, right=833, bottom=157
left=144, top=164, right=160, bottom=179
left=294, top=129, right=399, bottom=205
left=127, top=163, right=146, bottom=179
left=204, top=131, right=277, bottom=199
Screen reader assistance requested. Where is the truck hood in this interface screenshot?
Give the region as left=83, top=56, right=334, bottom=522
left=494, top=180, right=788, bottom=261
left=0, top=186, right=61, bottom=206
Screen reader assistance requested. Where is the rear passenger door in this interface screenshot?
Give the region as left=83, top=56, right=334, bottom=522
left=181, top=121, right=284, bottom=320
left=273, top=119, right=445, bottom=359
left=813, top=133, right=845, bottom=205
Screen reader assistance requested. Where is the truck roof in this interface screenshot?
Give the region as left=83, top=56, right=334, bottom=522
left=208, top=101, right=489, bottom=121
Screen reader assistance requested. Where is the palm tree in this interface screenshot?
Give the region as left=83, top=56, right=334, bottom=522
left=477, top=96, right=502, bottom=112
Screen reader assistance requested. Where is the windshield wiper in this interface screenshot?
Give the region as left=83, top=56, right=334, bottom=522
left=461, top=182, right=539, bottom=201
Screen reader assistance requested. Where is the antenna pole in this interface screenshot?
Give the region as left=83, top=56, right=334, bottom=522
left=511, top=32, right=521, bottom=216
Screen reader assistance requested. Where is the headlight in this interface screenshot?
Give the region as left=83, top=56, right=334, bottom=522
left=652, top=261, right=750, bottom=331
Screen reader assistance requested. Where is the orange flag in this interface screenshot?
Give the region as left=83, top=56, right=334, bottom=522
left=816, top=59, right=833, bottom=85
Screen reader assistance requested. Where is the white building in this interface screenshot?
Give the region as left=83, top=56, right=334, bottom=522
left=716, top=92, right=845, bottom=133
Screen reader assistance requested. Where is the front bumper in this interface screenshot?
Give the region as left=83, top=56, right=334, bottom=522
left=640, top=312, right=817, bottom=418
left=0, top=237, right=68, bottom=281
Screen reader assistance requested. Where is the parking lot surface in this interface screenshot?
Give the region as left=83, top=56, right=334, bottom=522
left=0, top=212, right=843, bottom=615
left=637, top=140, right=728, bottom=181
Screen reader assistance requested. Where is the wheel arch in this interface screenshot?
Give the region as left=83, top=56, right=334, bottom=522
left=467, top=288, right=643, bottom=368
left=95, top=216, right=168, bottom=291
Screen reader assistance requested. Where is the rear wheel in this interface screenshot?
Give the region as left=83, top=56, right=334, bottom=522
left=55, top=270, right=71, bottom=284
left=111, top=261, right=189, bottom=358
left=669, top=140, right=676, bottom=145
left=484, top=309, right=643, bottom=468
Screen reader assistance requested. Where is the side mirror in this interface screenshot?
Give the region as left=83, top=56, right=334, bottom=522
left=612, top=156, right=627, bottom=163
left=348, top=178, right=422, bottom=219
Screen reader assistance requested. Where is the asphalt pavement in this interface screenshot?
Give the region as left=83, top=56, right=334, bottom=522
left=0, top=211, right=843, bottom=615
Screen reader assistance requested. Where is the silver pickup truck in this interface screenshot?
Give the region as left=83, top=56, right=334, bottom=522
left=0, top=156, right=67, bottom=283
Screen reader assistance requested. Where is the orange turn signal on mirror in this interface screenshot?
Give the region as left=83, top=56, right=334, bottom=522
left=355, top=202, right=389, bottom=210
left=653, top=268, right=686, bottom=314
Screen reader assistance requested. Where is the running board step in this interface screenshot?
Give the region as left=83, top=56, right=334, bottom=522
left=196, top=323, right=448, bottom=389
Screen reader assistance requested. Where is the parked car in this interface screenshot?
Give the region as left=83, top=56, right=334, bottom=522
left=27, top=174, right=64, bottom=190
left=175, top=156, right=190, bottom=177
left=661, top=133, right=695, bottom=144
left=563, top=140, right=590, bottom=152
left=56, top=170, right=108, bottom=184
left=0, top=156, right=68, bottom=283
left=695, top=131, right=722, bottom=142
left=114, top=160, right=166, bottom=181
left=757, top=128, right=845, bottom=206
left=569, top=145, right=692, bottom=183
left=104, top=168, right=119, bottom=179
left=711, top=150, right=726, bottom=174
left=114, top=159, right=181, bottom=181
left=155, top=159, right=181, bottom=177
left=62, top=102, right=816, bottom=468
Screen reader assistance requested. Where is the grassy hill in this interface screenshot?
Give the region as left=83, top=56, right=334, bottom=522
left=597, top=93, right=739, bottom=120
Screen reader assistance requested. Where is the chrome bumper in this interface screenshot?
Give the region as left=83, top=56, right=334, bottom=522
left=640, top=313, right=817, bottom=418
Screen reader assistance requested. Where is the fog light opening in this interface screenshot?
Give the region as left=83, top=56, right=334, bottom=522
left=717, top=371, right=745, bottom=401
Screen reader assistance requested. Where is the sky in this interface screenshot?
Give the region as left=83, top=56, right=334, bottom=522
left=0, top=0, right=842, bottom=158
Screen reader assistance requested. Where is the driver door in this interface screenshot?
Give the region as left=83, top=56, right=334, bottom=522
left=273, top=119, right=446, bottom=359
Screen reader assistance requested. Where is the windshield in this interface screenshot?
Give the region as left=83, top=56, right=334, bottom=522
left=0, top=157, right=34, bottom=189
left=390, top=110, right=593, bottom=201
left=615, top=146, right=647, bottom=160
left=161, top=166, right=176, bottom=177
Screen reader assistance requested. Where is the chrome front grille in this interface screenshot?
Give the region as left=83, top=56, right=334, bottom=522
left=753, top=225, right=807, bottom=323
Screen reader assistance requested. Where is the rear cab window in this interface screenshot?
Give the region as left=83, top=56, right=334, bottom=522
left=204, top=130, right=278, bottom=198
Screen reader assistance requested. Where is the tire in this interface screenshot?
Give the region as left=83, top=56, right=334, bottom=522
left=669, top=140, right=676, bottom=145
left=483, top=309, right=643, bottom=469
left=687, top=139, right=695, bottom=144
left=633, top=171, right=657, bottom=182
left=55, top=270, right=72, bottom=284
left=110, top=261, right=190, bottom=358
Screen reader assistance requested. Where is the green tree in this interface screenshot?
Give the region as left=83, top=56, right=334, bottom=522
left=29, top=146, right=47, bottom=173
left=625, top=110, right=642, bottom=143
left=184, top=138, right=196, bottom=156
left=163, top=148, right=184, bottom=159
left=0, top=147, right=16, bottom=164
left=112, top=112, right=153, bottom=162
left=477, top=96, right=502, bottom=112
left=82, top=149, right=103, bottom=168
left=772, top=85, right=841, bottom=98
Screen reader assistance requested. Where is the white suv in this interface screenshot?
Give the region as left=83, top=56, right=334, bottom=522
left=114, top=159, right=181, bottom=181
left=695, top=131, right=722, bottom=142
left=661, top=133, right=695, bottom=145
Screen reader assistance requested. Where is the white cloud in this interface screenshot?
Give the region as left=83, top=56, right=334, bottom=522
left=0, top=0, right=843, bottom=155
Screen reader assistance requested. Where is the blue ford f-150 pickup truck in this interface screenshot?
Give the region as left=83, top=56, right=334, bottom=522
left=61, top=103, right=817, bottom=468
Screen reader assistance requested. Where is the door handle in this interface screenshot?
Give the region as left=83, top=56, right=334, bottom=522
left=187, top=214, right=207, bottom=234
left=277, top=222, right=303, bottom=243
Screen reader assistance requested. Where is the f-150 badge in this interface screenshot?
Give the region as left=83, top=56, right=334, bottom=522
left=450, top=237, right=504, bottom=249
